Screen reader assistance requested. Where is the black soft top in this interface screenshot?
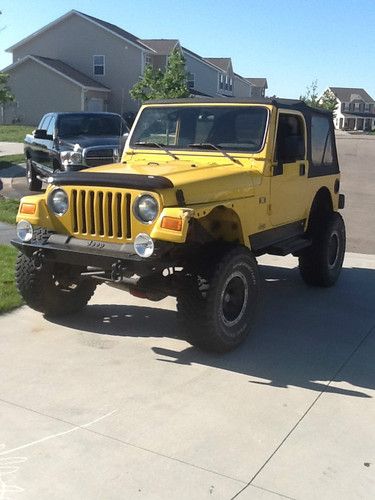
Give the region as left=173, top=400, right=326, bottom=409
left=146, top=97, right=332, bottom=117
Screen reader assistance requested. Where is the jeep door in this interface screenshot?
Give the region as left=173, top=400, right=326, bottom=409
left=270, top=111, right=308, bottom=226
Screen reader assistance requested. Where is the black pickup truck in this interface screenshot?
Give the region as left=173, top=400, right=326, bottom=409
left=24, top=112, right=129, bottom=191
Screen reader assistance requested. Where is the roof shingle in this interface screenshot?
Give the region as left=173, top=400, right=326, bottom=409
left=141, top=39, right=179, bottom=55
left=329, top=87, right=375, bottom=103
left=29, top=55, right=110, bottom=90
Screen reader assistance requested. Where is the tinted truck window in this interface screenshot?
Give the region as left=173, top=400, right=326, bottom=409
left=311, top=115, right=333, bottom=165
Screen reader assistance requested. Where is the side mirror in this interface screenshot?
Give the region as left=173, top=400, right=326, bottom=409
left=33, top=129, right=48, bottom=139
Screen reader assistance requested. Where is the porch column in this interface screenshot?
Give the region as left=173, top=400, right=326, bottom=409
left=354, top=118, right=358, bottom=130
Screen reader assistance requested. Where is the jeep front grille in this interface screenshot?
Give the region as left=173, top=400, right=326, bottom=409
left=71, top=189, right=132, bottom=240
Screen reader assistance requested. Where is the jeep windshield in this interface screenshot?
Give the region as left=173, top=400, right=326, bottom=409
left=57, top=114, right=125, bottom=138
left=130, top=106, right=268, bottom=153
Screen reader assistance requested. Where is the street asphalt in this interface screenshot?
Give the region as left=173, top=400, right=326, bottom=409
left=0, top=137, right=374, bottom=499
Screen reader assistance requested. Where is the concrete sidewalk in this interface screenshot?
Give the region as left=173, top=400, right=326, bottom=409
left=0, top=252, right=374, bottom=499
left=0, top=141, right=24, bottom=156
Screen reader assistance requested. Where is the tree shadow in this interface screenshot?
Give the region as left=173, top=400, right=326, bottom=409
left=49, top=264, right=375, bottom=399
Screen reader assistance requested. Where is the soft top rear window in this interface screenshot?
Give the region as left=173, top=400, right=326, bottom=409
left=130, top=106, right=269, bottom=152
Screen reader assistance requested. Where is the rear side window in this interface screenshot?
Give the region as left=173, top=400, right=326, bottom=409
left=311, top=115, right=334, bottom=166
left=275, top=114, right=305, bottom=163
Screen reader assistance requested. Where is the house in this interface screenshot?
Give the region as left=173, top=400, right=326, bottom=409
left=245, top=78, right=268, bottom=97
left=328, top=87, right=375, bottom=131
left=1, top=9, right=267, bottom=125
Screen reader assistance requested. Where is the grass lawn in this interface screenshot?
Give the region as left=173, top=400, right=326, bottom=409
left=0, top=125, right=35, bottom=143
left=0, top=197, right=20, bottom=224
left=0, top=244, right=23, bottom=314
left=0, top=154, right=25, bottom=171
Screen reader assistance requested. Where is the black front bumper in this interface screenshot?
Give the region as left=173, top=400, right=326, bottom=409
left=11, top=233, right=176, bottom=272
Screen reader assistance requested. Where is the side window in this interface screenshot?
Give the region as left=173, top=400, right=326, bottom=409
left=275, top=114, right=305, bottom=163
left=46, top=116, right=56, bottom=137
left=38, top=115, right=50, bottom=130
left=311, top=115, right=334, bottom=166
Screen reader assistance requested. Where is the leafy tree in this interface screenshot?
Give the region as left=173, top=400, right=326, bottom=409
left=130, top=48, right=190, bottom=101
left=300, top=80, right=338, bottom=115
left=300, top=79, right=319, bottom=108
left=0, top=73, right=14, bottom=105
left=319, top=88, right=338, bottom=113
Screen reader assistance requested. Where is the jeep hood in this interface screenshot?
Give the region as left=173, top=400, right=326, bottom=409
left=84, top=159, right=261, bottom=204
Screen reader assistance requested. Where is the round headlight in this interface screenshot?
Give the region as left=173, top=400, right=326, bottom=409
left=16, top=220, right=33, bottom=242
left=134, top=195, right=158, bottom=224
left=48, top=188, right=69, bottom=216
left=134, top=233, right=154, bottom=258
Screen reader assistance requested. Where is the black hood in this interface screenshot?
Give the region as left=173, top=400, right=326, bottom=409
left=58, top=135, right=123, bottom=150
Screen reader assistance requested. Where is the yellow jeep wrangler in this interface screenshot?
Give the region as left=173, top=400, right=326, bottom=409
left=12, top=98, right=346, bottom=352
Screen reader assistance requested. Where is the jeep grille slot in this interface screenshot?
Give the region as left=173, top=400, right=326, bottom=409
left=71, top=189, right=132, bottom=240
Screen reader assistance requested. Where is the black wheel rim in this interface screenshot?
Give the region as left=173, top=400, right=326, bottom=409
left=220, top=271, right=248, bottom=327
left=328, top=232, right=339, bottom=267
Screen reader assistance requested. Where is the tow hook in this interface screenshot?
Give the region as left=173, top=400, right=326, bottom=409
left=111, top=260, right=127, bottom=282
left=32, top=249, right=45, bottom=270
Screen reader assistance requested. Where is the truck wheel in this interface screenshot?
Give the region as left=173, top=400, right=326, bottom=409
left=177, top=246, right=261, bottom=353
left=26, top=158, right=42, bottom=191
left=15, top=229, right=96, bottom=316
left=299, top=211, right=346, bottom=287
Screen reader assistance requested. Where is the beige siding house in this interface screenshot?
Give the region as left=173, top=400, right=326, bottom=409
left=2, top=9, right=269, bottom=124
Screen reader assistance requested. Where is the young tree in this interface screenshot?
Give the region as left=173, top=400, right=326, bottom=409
left=300, top=80, right=338, bottom=115
left=319, top=88, right=338, bottom=114
left=130, top=48, right=190, bottom=102
left=0, top=73, right=14, bottom=106
left=300, top=79, right=319, bottom=108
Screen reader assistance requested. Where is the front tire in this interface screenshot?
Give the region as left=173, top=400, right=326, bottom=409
left=15, top=229, right=97, bottom=316
left=26, top=158, right=42, bottom=191
left=299, top=211, right=346, bottom=287
left=177, top=246, right=261, bottom=353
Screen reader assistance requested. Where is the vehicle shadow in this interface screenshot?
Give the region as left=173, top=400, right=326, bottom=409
left=49, top=264, right=375, bottom=399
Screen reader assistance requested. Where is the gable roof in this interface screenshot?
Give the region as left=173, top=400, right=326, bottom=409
left=329, top=87, right=375, bottom=103
left=142, top=39, right=179, bottom=55
left=2, top=55, right=110, bottom=92
left=233, top=72, right=253, bottom=85
left=204, top=58, right=232, bottom=72
left=6, top=10, right=151, bottom=53
left=245, top=78, right=268, bottom=88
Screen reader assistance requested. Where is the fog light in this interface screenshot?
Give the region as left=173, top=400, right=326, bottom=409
left=134, top=233, right=154, bottom=258
left=16, top=220, right=33, bottom=242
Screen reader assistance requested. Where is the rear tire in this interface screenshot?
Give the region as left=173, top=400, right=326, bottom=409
left=299, top=211, right=346, bottom=287
left=177, top=246, right=261, bottom=353
left=15, top=229, right=96, bottom=316
left=26, top=158, right=42, bottom=191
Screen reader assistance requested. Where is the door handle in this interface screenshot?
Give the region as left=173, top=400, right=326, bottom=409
left=299, top=163, right=306, bottom=176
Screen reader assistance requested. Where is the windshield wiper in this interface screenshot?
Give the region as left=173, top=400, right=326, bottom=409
left=188, top=143, right=242, bottom=165
left=134, top=141, right=179, bottom=160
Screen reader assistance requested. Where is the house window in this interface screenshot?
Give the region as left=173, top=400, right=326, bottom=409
left=144, top=53, right=152, bottom=67
left=93, top=55, right=105, bottom=76
left=187, top=72, right=195, bottom=89
left=225, top=75, right=229, bottom=91
left=365, top=103, right=370, bottom=112
left=219, top=74, right=224, bottom=90
left=229, top=77, right=233, bottom=92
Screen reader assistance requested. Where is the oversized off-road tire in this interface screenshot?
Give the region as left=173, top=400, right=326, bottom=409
left=177, top=246, right=261, bottom=353
left=299, top=211, right=346, bottom=287
left=15, top=228, right=97, bottom=316
left=26, top=158, right=42, bottom=191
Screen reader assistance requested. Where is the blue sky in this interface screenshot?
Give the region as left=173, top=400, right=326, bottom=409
left=1, top=0, right=375, bottom=99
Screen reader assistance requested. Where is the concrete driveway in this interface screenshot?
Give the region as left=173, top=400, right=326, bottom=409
left=0, top=252, right=374, bottom=499
left=0, top=141, right=24, bottom=156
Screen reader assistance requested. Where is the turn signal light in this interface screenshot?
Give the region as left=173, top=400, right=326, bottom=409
left=161, top=216, right=182, bottom=231
left=20, top=203, right=36, bottom=215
